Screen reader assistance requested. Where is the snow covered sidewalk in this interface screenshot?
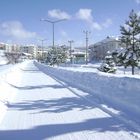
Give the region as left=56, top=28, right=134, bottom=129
left=0, top=61, right=139, bottom=140
left=0, top=63, right=23, bottom=123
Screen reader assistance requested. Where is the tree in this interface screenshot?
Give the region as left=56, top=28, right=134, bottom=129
left=119, top=9, right=140, bottom=75
left=98, top=51, right=117, bottom=73
left=5, top=52, right=21, bottom=64
left=46, top=46, right=68, bottom=65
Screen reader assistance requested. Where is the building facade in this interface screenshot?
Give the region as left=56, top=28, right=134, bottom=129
left=89, top=36, right=121, bottom=61
left=71, top=47, right=86, bottom=64
left=20, top=45, right=38, bottom=58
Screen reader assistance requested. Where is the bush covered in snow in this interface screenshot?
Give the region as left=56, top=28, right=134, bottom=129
left=98, top=51, right=117, bottom=73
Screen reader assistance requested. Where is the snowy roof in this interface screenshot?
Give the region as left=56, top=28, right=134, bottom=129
left=72, top=51, right=85, bottom=55
left=22, top=52, right=32, bottom=56
left=97, top=37, right=119, bottom=44
left=89, top=36, right=120, bottom=48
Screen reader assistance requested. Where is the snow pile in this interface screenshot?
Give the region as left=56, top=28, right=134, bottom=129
left=35, top=61, right=140, bottom=117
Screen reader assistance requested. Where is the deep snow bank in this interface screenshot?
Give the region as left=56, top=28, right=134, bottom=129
left=35, top=61, right=140, bottom=116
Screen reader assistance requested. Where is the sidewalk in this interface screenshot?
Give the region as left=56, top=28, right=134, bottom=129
left=0, top=63, right=23, bottom=123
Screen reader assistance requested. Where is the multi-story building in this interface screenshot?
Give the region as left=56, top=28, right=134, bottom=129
left=0, top=43, right=6, bottom=50
left=0, top=43, right=21, bottom=53
left=89, top=36, right=122, bottom=61
left=0, top=42, right=40, bottom=60
left=20, top=45, right=38, bottom=58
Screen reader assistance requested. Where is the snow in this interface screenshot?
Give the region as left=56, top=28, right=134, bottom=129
left=0, top=63, right=23, bottom=123
left=0, top=50, right=8, bottom=65
left=35, top=62, right=140, bottom=130
left=0, top=60, right=140, bottom=140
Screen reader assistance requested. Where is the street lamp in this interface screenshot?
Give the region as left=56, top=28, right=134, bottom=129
left=40, top=19, right=67, bottom=48
left=38, top=38, right=47, bottom=60
left=83, top=30, right=91, bottom=65
left=41, top=18, right=67, bottom=65
left=68, top=40, right=74, bottom=64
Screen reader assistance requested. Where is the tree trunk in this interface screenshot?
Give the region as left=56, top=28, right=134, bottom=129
left=132, top=65, right=135, bottom=75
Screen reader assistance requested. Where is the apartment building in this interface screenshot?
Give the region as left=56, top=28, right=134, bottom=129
left=20, top=45, right=38, bottom=58
left=89, top=36, right=121, bottom=61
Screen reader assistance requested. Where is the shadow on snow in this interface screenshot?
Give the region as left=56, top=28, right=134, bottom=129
left=8, top=96, right=95, bottom=113
left=0, top=117, right=128, bottom=140
left=7, top=83, right=65, bottom=90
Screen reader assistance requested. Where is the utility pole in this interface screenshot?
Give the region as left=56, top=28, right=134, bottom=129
left=83, top=30, right=91, bottom=65
left=68, top=40, right=74, bottom=64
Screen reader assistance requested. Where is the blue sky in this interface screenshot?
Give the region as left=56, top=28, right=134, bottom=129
left=0, top=0, right=140, bottom=47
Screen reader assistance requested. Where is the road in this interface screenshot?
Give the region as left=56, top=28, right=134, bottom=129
left=0, top=61, right=139, bottom=140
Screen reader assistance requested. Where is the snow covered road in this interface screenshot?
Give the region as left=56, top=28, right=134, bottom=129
left=0, top=61, right=139, bottom=140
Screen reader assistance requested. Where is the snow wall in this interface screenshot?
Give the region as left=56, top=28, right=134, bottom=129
left=35, top=62, right=140, bottom=116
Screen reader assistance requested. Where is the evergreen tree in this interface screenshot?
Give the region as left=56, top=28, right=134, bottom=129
left=46, top=47, right=57, bottom=65
left=98, top=51, right=117, bottom=73
left=56, top=45, right=68, bottom=64
left=46, top=46, right=68, bottom=65
left=119, top=9, right=140, bottom=75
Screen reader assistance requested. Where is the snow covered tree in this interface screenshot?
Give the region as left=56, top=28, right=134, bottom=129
left=56, top=45, right=68, bottom=64
left=98, top=51, right=117, bottom=73
left=46, top=46, right=68, bottom=65
left=119, top=9, right=140, bottom=75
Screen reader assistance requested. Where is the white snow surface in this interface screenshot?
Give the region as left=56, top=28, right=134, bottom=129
left=0, top=63, right=23, bottom=123
left=0, top=50, right=8, bottom=65
left=36, top=62, right=140, bottom=116
left=0, top=60, right=139, bottom=140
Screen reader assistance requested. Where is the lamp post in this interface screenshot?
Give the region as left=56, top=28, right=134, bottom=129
left=38, top=38, right=47, bottom=60
left=40, top=19, right=67, bottom=48
left=41, top=18, right=67, bottom=64
left=83, top=30, right=91, bottom=65
left=68, top=40, right=74, bottom=64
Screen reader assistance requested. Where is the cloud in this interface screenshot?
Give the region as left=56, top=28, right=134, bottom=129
left=76, top=9, right=102, bottom=30
left=102, top=18, right=112, bottom=28
left=47, top=9, right=112, bottom=31
left=48, top=9, right=71, bottom=19
left=0, top=21, right=37, bottom=40
left=135, top=0, right=140, bottom=4
left=91, top=22, right=102, bottom=30
left=76, top=9, right=112, bottom=31
left=76, top=9, right=93, bottom=21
